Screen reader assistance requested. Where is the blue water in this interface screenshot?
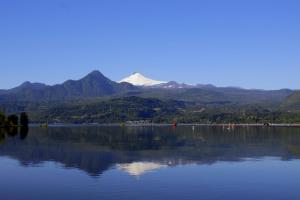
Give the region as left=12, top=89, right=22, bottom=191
left=0, top=126, right=300, bottom=200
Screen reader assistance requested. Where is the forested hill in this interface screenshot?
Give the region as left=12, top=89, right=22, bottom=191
left=24, top=96, right=300, bottom=124
left=281, top=91, right=300, bottom=112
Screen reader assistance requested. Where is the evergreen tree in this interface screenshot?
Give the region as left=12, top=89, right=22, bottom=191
left=20, top=112, right=29, bottom=126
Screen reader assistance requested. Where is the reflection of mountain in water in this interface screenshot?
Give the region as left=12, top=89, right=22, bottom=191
left=117, top=162, right=167, bottom=176
left=1, top=126, right=300, bottom=177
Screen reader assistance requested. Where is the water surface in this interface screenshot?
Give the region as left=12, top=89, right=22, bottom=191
left=0, top=126, right=300, bottom=200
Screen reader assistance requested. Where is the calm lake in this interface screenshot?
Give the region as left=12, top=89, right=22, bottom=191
left=1, top=126, right=300, bottom=200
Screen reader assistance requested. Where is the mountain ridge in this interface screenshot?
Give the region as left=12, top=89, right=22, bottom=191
left=1, top=70, right=299, bottom=123
left=0, top=70, right=295, bottom=106
left=0, top=70, right=138, bottom=102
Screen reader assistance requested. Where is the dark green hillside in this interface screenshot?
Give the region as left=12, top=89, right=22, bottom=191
left=138, top=88, right=227, bottom=104
left=133, top=87, right=293, bottom=108
left=21, top=96, right=300, bottom=124
left=31, top=96, right=186, bottom=123
left=281, top=91, right=300, bottom=112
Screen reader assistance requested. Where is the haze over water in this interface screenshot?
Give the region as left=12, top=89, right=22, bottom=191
left=0, top=126, right=300, bottom=200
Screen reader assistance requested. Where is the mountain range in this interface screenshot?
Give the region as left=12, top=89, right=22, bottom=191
left=0, top=70, right=294, bottom=103
left=0, top=70, right=299, bottom=123
left=0, top=70, right=137, bottom=101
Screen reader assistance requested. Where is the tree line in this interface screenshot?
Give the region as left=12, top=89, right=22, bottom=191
left=0, top=111, right=29, bottom=127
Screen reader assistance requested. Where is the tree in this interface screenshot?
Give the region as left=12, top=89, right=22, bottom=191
left=7, top=114, right=19, bottom=126
left=0, top=111, right=5, bottom=127
left=20, top=112, right=29, bottom=126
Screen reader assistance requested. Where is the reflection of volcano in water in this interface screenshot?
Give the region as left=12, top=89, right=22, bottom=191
left=117, top=162, right=166, bottom=176
left=1, top=126, right=300, bottom=177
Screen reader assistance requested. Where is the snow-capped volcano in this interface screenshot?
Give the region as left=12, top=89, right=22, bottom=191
left=119, top=72, right=166, bottom=86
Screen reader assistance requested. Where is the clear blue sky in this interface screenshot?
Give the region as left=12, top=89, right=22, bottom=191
left=1, top=0, right=300, bottom=90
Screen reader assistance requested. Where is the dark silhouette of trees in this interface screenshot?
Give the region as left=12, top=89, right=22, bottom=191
left=6, top=127, right=18, bottom=137
left=20, top=126, right=29, bottom=140
left=0, top=112, right=30, bottom=127
left=0, top=111, right=5, bottom=127
left=7, top=114, right=19, bottom=126
left=20, top=112, right=29, bottom=127
left=0, top=129, right=5, bottom=143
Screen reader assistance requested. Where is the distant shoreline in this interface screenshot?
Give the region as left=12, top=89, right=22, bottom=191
left=0, top=125, right=26, bottom=128
left=29, top=123, right=300, bottom=128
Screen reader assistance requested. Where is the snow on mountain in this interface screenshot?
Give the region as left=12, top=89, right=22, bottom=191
left=148, top=81, right=216, bottom=89
left=154, top=81, right=195, bottom=89
left=119, top=72, right=167, bottom=86
left=119, top=72, right=216, bottom=88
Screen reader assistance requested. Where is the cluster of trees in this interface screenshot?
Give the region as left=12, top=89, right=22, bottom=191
left=3, top=96, right=300, bottom=124
left=177, top=110, right=300, bottom=124
left=26, top=96, right=300, bottom=124
left=0, top=111, right=29, bottom=127
left=32, top=96, right=185, bottom=124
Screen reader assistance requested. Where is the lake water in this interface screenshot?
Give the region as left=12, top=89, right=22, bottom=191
left=1, top=126, right=300, bottom=200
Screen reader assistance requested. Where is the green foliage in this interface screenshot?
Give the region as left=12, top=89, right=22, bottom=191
left=34, top=96, right=185, bottom=123
left=25, top=96, right=300, bottom=124
left=281, top=91, right=300, bottom=112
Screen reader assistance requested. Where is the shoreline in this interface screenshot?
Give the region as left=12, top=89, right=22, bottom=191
left=0, top=125, right=26, bottom=128
left=29, top=123, right=300, bottom=128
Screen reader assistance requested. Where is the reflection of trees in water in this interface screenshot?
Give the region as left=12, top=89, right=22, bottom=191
left=1, top=126, right=300, bottom=177
left=0, top=126, right=29, bottom=142
left=0, top=129, right=5, bottom=144
left=20, top=126, right=29, bottom=140
left=6, top=127, right=18, bottom=137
